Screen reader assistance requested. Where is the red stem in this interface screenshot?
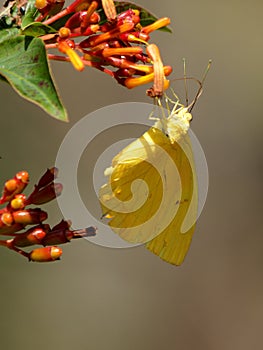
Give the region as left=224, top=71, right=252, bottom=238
left=0, top=239, right=29, bottom=259
left=43, top=0, right=88, bottom=26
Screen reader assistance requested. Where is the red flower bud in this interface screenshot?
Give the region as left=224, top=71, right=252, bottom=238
left=89, top=11, right=100, bottom=24
left=117, top=9, right=140, bottom=26
left=42, top=225, right=97, bottom=245
left=27, top=183, right=63, bottom=205
left=12, top=209, right=48, bottom=225
left=52, top=219, right=71, bottom=231
left=13, top=225, right=50, bottom=247
left=65, top=11, right=82, bottom=29
left=29, top=246, right=62, bottom=262
left=0, top=171, right=29, bottom=204
left=35, top=167, right=58, bottom=189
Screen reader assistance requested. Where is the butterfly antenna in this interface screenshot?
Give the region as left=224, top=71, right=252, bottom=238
left=189, top=59, right=212, bottom=112
left=183, top=58, right=189, bottom=107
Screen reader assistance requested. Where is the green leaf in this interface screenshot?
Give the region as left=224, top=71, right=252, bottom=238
left=21, top=22, right=57, bottom=37
left=0, top=30, right=68, bottom=121
left=0, top=27, right=19, bottom=44
left=21, top=0, right=40, bottom=29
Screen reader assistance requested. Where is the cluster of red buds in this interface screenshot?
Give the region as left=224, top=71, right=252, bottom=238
left=35, top=0, right=172, bottom=97
left=0, top=168, right=96, bottom=262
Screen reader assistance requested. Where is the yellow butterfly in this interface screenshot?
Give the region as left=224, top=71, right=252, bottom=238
left=99, top=96, right=198, bottom=265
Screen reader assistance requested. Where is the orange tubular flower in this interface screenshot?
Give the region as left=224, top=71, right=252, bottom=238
left=124, top=65, right=172, bottom=90
left=101, top=0, right=116, bottom=20
left=58, top=40, right=85, bottom=71
left=146, top=44, right=165, bottom=97
left=141, top=17, right=171, bottom=34
left=88, top=22, right=134, bottom=46
left=80, top=1, right=99, bottom=29
left=102, top=47, right=143, bottom=58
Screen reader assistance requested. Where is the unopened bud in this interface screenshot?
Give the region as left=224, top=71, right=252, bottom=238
left=35, top=0, right=47, bottom=10
left=27, top=183, right=63, bottom=205
left=0, top=171, right=29, bottom=204
left=12, top=209, right=47, bottom=225
left=37, top=167, right=58, bottom=189
left=59, top=27, right=71, bottom=38
left=10, top=194, right=27, bottom=210
left=1, top=212, right=13, bottom=226
left=13, top=225, right=49, bottom=247
left=29, top=246, right=62, bottom=262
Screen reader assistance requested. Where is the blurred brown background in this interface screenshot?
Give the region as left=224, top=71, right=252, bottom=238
left=0, top=0, right=263, bottom=349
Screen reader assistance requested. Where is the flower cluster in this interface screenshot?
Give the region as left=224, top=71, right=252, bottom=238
left=35, top=0, right=172, bottom=97
left=0, top=168, right=96, bottom=262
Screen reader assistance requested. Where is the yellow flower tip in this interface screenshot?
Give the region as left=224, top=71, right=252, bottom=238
left=58, top=41, right=85, bottom=71
left=16, top=171, right=29, bottom=184
left=163, top=78, right=170, bottom=91
left=163, top=65, right=173, bottom=76
left=126, top=33, right=149, bottom=45
left=59, top=27, right=71, bottom=39
left=11, top=197, right=25, bottom=210
left=5, top=179, right=17, bottom=192
left=35, top=0, right=47, bottom=10
left=142, top=17, right=171, bottom=34
left=1, top=213, right=13, bottom=226
left=132, top=9, right=140, bottom=17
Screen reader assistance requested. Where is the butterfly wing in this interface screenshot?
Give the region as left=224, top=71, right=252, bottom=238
left=146, top=130, right=197, bottom=265
left=99, top=126, right=198, bottom=265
